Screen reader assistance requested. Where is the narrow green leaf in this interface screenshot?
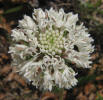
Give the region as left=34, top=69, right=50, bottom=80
left=95, top=0, right=102, bottom=8
left=78, top=74, right=96, bottom=86
left=3, top=6, right=23, bottom=15
left=96, top=93, right=103, bottom=100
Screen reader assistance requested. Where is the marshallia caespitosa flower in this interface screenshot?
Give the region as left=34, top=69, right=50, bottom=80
left=9, top=8, right=94, bottom=91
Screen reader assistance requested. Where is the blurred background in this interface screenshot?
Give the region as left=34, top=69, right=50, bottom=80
left=0, top=0, right=103, bottom=100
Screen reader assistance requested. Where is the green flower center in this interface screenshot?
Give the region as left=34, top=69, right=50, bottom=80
left=38, top=29, right=65, bottom=55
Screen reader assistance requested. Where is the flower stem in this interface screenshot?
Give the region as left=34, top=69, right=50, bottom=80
left=58, top=88, right=64, bottom=100
left=52, top=87, right=64, bottom=100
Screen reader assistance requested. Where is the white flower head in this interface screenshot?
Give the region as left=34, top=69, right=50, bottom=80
left=9, top=8, right=94, bottom=91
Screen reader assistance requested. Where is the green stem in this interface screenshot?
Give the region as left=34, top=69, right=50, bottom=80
left=52, top=87, right=64, bottom=100
left=58, top=88, right=64, bottom=100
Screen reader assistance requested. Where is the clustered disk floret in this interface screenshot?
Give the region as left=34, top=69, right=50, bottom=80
left=9, top=8, right=94, bottom=91
left=38, top=29, right=65, bottom=55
